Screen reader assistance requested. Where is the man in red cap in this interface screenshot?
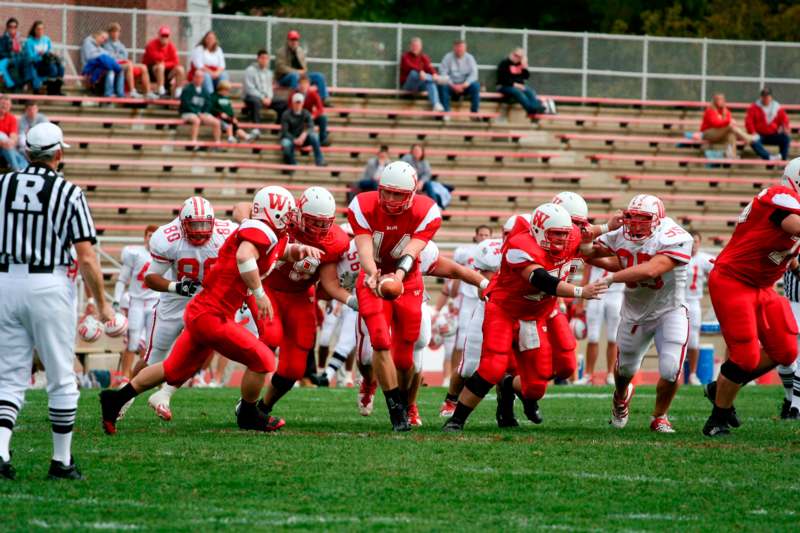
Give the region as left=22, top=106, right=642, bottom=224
left=142, top=26, right=186, bottom=98
left=275, top=29, right=329, bottom=103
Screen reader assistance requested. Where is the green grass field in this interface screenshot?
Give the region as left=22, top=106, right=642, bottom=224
left=2, top=385, right=799, bottom=531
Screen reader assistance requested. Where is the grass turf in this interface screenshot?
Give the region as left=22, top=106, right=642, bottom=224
left=2, top=385, right=799, bottom=531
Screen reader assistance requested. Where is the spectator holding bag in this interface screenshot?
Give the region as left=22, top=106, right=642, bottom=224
left=24, top=21, right=64, bottom=95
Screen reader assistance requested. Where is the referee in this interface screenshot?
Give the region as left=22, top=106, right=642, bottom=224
left=0, top=122, right=112, bottom=480
left=779, top=258, right=800, bottom=419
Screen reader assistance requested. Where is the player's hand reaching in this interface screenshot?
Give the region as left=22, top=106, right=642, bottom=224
left=607, top=210, right=624, bottom=231
left=256, top=292, right=273, bottom=321
left=295, top=244, right=324, bottom=260
left=175, top=278, right=202, bottom=297
left=365, top=270, right=379, bottom=292
left=580, top=280, right=608, bottom=300
left=98, top=301, right=115, bottom=323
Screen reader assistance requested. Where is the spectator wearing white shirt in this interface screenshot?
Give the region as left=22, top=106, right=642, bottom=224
left=17, top=101, right=47, bottom=150
left=190, top=31, right=227, bottom=95
left=438, top=40, right=481, bottom=113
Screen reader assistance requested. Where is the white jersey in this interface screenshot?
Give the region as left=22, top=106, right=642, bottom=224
left=453, top=243, right=479, bottom=299
left=598, top=216, right=693, bottom=322
left=118, top=245, right=158, bottom=302
left=420, top=241, right=439, bottom=274
left=685, top=251, right=714, bottom=301
left=336, top=239, right=439, bottom=290
left=147, top=217, right=238, bottom=319
left=588, top=265, right=624, bottom=294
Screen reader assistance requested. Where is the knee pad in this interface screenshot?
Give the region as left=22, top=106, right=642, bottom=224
left=726, top=339, right=762, bottom=374
left=552, top=351, right=577, bottom=380
left=465, top=372, right=494, bottom=398
left=277, top=345, right=307, bottom=381
left=657, top=344, right=684, bottom=383
left=763, top=297, right=799, bottom=366
left=364, top=313, right=391, bottom=351
left=720, top=360, right=751, bottom=384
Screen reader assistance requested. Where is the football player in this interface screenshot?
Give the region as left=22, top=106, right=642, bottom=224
left=348, top=160, right=442, bottom=431
left=100, top=186, right=321, bottom=434
left=703, top=158, right=800, bottom=436
left=684, top=231, right=714, bottom=385
left=443, top=203, right=607, bottom=432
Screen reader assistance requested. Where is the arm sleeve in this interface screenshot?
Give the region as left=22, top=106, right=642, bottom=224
left=411, top=203, right=442, bottom=242
left=779, top=109, right=790, bottom=129
left=264, top=71, right=274, bottom=99
left=166, top=44, right=179, bottom=69
left=744, top=106, right=756, bottom=134
left=438, top=54, right=451, bottom=78
left=280, top=112, right=292, bottom=139
left=146, top=258, right=171, bottom=275
left=218, top=49, right=226, bottom=70
left=465, top=55, right=479, bottom=85
left=68, top=190, right=97, bottom=244
left=275, top=49, right=290, bottom=77
left=496, top=60, right=510, bottom=87
left=304, top=110, right=314, bottom=130
left=423, top=54, right=436, bottom=74
left=347, top=196, right=372, bottom=236
left=657, top=237, right=693, bottom=264
left=190, top=46, right=204, bottom=69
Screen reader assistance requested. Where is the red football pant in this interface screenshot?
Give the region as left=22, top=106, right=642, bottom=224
left=259, top=288, right=317, bottom=381
left=356, top=270, right=423, bottom=371
left=709, top=269, right=798, bottom=373
left=162, top=308, right=276, bottom=386
left=475, top=300, right=552, bottom=400
left=548, top=311, right=577, bottom=380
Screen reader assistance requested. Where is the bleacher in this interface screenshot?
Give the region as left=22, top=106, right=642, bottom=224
left=9, top=83, right=791, bottom=282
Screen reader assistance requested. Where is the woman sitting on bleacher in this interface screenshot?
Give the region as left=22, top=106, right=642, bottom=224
left=401, top=143, right=454, bottom=209
left=80, top=30, right=124, bottom=99
left=697, top=93, right=756, bottom=159
left=190, top=31, right=228, bottom=96
left=0, top=18, right=26, bottom=91
left=23, top=21, right=64, bottom=95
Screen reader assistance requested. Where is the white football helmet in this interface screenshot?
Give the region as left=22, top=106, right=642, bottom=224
left=530, top=203, right=574, bottom=259
left=180, top=196, right=215, bottom=245
left=297, top=186, right=336, bottom=239
left=552, top=191, right=589, bottom=228
left=502, top=213, right=532, bottom=237
left=623, top=194, right=665, bottom=242
left=252, top=186, right=296, bottom=233
left=473, top=238, right=503, bottom=273
left=378, top=160, right=417, bottom=214
left=781, top=157, right=800, bottom=193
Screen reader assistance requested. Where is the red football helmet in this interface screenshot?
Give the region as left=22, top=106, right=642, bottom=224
left=623, top=194, right=665, bottom=242
left=180, top=196, right=214, bottom=246
left=378, top=161, right=417, bottom=215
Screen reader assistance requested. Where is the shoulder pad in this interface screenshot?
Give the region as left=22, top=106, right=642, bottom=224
left=239, top=219, right=278, bottom=249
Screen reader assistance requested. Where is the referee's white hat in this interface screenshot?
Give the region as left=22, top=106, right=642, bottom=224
left=26, top=122, right=70, bottom=154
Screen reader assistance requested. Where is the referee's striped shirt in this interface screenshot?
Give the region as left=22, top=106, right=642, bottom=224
left=0, top=163, right=96, bottom=268
left=785, top=266, right=800, bottom=303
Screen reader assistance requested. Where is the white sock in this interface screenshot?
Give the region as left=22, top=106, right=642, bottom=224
left=779, top=365, right=796, bottom=402
left=162, top=384, right=178, bottom=400
left=793, top=367, right=800, bottom=410
left=325, top=352, right=348, bottom=380
left=0, top=427, right=11, bottom=462
left=52, top=431, right=72, bottom=465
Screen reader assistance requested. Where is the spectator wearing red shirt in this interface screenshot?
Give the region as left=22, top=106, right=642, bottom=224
left=142, top=26, right=185, bottom=98
left=698, top=93, right=755, bottom=159
left=400, top=37, right=444, bottom=111
left=746, top=87, right=791, bottom=161
left=0, top=95, right=26, bottom=170
left=294, top=74, right=329, bottom=146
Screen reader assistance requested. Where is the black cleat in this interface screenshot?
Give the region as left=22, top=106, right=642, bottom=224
left=702, top=416, right=731, bottom=438
left=99, top=389, right=122, bottom=435
left=236, top=399, right=285, bottom=432
left=0, top=456, right=15, bottom=480
left=788, top=407, right=800, bottom=420
left=309, top=373, right=330, bottom=387
left=522, top=399, right=543, bottom=425
left=389, top=403, right=411, bottom=432
left=442, top=418, right=464, bottom=433
left=47, top=458, right=84, bottom=480
left=496, top=380, right=519, bottom=428
left=703, top=381, right=740, bottom=428
left=781, top=399, right=792, bottom=420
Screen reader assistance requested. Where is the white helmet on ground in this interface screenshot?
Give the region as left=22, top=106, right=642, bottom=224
left=378, top=160, right=417, bottom=214
left=623, top=194, right=665, bottom=242
left=781, top=157, right=800, bottom=193
left=552, top=191, right=589, bottom=228
left=180, top=196, right=215, bottom=246
left=502, top=213, right=532, bottom=237
left=530, top=203, right=574, bottom=259
left=252, top=186, right=297, bottom=233
left=473, top=238, right=503, bottom=272
left=298, top=186, right=336, bottom=239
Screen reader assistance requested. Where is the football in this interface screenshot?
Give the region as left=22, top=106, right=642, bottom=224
left=570, top=317, right=587, bottom=340
left=77, top=315, right=103, bottom=343
left=377, top=275, right=403, bottom=300
left=105, top=312, right=129, bottom=338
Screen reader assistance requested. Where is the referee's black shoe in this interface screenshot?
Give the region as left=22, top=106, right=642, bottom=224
left=0, top=454, right=15, bottom=480
left=47, top=458, right=84, bottom=480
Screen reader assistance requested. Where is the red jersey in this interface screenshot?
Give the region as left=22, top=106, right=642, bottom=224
left=266, top=224, right=349, bottom=293
left=714, top=186, right=800, bottom=288
left=487, top=230, right=580, bottom=321
left=347, top=192, right=442, bottom=279
left=191, top=219, right=287, bottom=317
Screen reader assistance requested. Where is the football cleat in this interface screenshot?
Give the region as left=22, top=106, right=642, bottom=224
left=388, top=402, right=411, bottom=432
left=408, top=404, right=422, bottom=427
left=780, top=399, right=791, bottom=420
left=147, top=392, right=172, bottom=422
left=703, top=381, right=740, bottom=428
left=787, top=407, right=800, bottom=420
left=0, top=456, right=15, bottom=480
left=687, top=373, right=701, bottom=386
left=702, top=416, right=731, bottom=437
left=358, top=380, right=377, bottom=417
left=496, top=380, right=519, bottom=428
left=47, top=458, right=84, bottom=480
left=522, top=399, right=543, bottom=425
left=236, top=400, right=285, bottom=432
left=605, top=373, right=615, bottom=386
left=309, top=373, right=330, bottom=387
left=442, top=418, right=464, bottom=433
left=650, top=415, right=676, bottom=433
left=610, top=383, right=634, bottom=429
left=439, top=398, right=457, bottom=418
left=573, top=375, right=591, bottom=386
left=117, top=396, right=136, bottom=421
left=99, top=389, right=122, bottom=435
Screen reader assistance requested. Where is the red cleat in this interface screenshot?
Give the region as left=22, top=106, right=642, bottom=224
left=408, top=404, right=422, bottom=427
left=358, top=380, right=377, bottom=416
left=650, top=415, right=676, bottom=433
left=439, top=399, right=456, bottom=418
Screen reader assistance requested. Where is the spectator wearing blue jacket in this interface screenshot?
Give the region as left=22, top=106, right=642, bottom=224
left=81, top=30, right=124, bottom=98
left=24, top=21, right=64, bottom=95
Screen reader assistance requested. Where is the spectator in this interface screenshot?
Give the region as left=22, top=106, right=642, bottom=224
left=17, top=100, right=47, bottom=149
left=280, top=93, right=325, bottom=167
left=698, top=93, right=754, bottom=159
left=142, top=26, right=185, bottom=98
left=179, top=69, right=221, bottom=149
left=0, top=18, right=25, bottom=91
left=104, top=22, right=156, bottom=99
left=294, top=74, right=329, bottom=146
left=355, top=145, right=390, bottom=193
left=401, top=143, right=454, bottom=209
left=438, top=40, right=481, bottom=113
left=0, top=94, right=27, bottom=170
left=746, top=87, right=790, bottom=161
left=242, top=49, right=287, bottom=134
left=400, top=37, right=444, bottom=111
left=211, top=80, right=254, bottom=144
left=496, top=47, right=555, bottom=116
left=23, top=21, right=64, bottom=95
left=275, top=30, right=329, bottom=102
left=190, top=31, right=227, bottom=95
left=80, top=30, right=124, bottom=98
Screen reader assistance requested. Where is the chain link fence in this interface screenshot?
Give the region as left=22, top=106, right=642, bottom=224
left=2, top=2, right=800, bottom=102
